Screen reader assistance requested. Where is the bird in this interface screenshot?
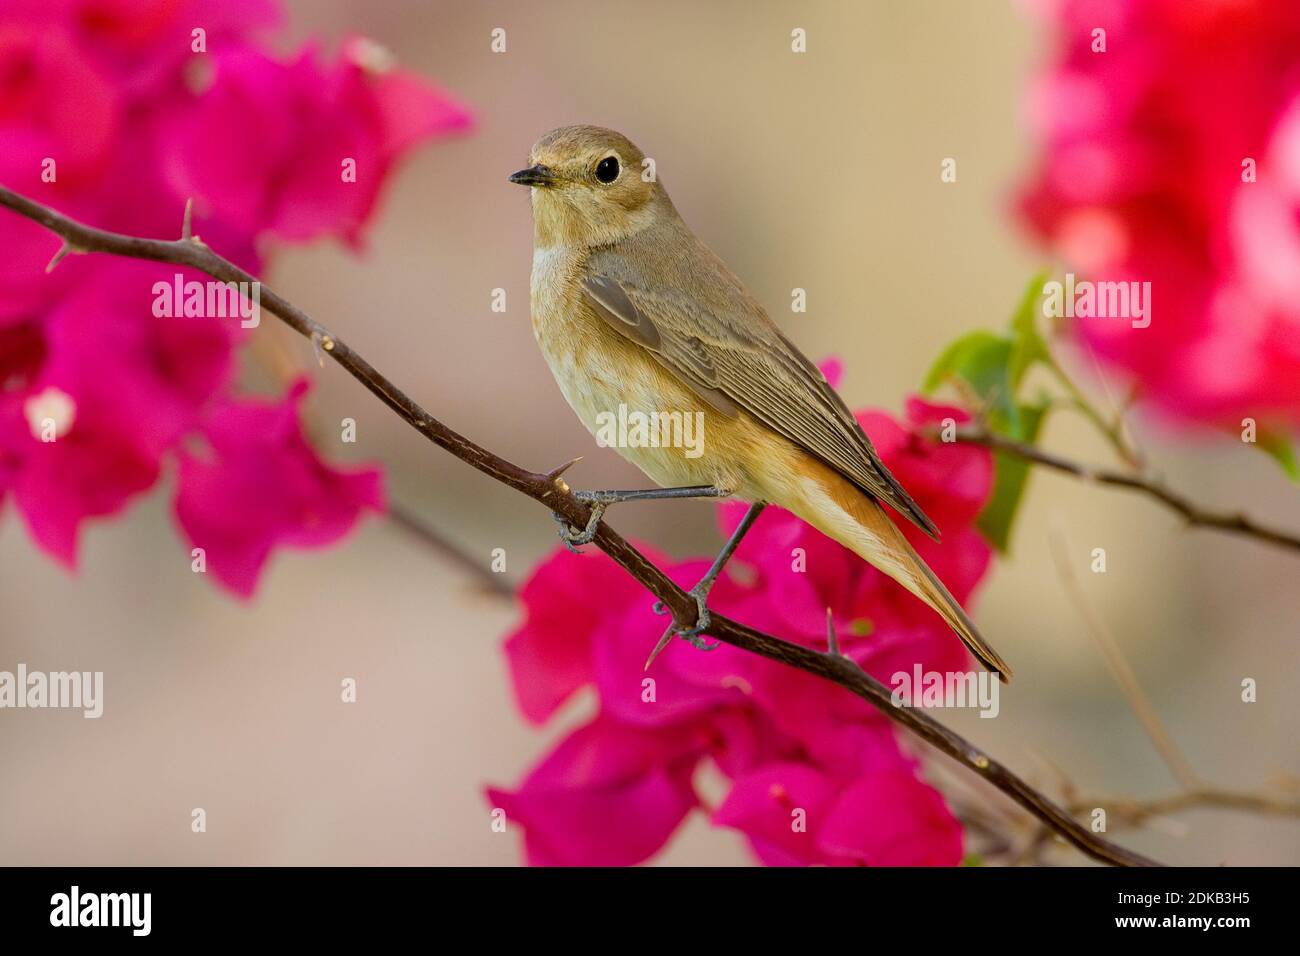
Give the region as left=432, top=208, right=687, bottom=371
left=510, top=125, right=1012, bottom=681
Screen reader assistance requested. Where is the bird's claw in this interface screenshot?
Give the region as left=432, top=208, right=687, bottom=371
left=551, top=500, right=607, bottom=553
left=652, top=585, right=719, bottom=652
left=548, top=485, right=729, bottom=554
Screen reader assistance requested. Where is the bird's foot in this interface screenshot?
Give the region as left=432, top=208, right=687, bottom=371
left=641, top=500, right=768, bottom=668
left=551, top=491, right=619, bottom=553
left=550, top=485, right=726, bottom=554
left=646, top=583, right=720, bottom=668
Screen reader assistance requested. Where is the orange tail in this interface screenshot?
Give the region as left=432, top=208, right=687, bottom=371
left=774, top=456, right=1013, bottom=682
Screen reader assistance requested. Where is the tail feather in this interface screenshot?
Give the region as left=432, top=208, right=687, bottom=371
left=781, top=460, right=1014, bottom=682
left=908, top=543, right=1013, bottom=682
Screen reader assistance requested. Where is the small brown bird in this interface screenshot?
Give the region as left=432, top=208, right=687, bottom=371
left=512, top=125, right=1011, bottom=681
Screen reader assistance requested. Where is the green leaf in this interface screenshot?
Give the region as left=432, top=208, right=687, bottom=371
left=921, top=331, right=1019, bottom=434
left=1008, top=270, right=1053, bottom=388
left=923, top=273, right=1060, bottom=552
left=1258, top=428, right=1300, bottom=483
left=976, top=402, right=1049, bottom=553
left=960, top=853, right=984, bottom=867
left=923, top=330, right=998, bottom=394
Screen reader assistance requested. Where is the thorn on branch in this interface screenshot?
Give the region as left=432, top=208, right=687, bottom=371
left=310, top=329, right=336, bottom=368
left=946, top=426, right=1300, bottom=555
left=545, top=455, right=582, bottom=483
left=45, top=241, right=83, bottom=273
left=644, top=626, right=674, bottom=671
left=543, top=456, right=584, bottom=497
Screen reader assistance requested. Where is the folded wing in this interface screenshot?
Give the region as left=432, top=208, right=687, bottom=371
left=581, top=252, right=940, bottom=540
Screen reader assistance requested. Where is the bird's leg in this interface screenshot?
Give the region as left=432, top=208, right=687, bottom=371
left=647, top=501, right=767, bottom=666
left=551, top=485, right=728, bottom=553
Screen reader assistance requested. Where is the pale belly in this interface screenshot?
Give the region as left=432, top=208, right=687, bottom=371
left=530, top=250, right=753, bottom=495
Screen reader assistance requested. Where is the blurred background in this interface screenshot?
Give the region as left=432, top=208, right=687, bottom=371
left=2, top=0, right=1297, bottom=865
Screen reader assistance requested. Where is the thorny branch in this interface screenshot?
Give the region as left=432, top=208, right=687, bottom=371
left=0, top=185, right=1166, bottom=867
left=954, top=428, right=1300, bottom=554
left=948, top=525, right=1300, bottom=864
left=249, top=319, right=513, bottom=596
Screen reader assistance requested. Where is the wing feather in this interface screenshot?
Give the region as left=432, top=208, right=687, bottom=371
left=580, top=255, right=939, bottom=539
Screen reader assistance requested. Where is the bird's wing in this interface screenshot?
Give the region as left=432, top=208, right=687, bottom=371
left=581, top=254, right=940, bottom=539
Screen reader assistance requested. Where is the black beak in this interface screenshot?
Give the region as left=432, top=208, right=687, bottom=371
left=508, top=164, right=557, bottom=188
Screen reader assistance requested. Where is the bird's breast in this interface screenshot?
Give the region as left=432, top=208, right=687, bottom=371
left=527, top=245, right=750, bottom=492
left=529, top=245, right=648, bottom=437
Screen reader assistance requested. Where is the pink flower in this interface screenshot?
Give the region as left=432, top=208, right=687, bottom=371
left=815, top=770, right=963, bottom=866
left=0, top=2, right=469, bottom=594
left=174, top=379, right=384, bottom=597
left=714, top=762, right=962, bottom=866
left=161, top=41, right=471, bottom=246
left=0, top=261, right=236, bottom=562
left=0, top=21, right=120, bottom=193
left=491, top=383, right=984, bottom=866
left=594, top=558, right=757, bottom=728
left=504, top=545, right=652, bottom=724
left=712, top=762, right=846, bottom=866
left=486, top=717, right=703, bottom=867
left=3, top=0, right=281, bottom=93
left=1, top=382, right=158, bottom=565
left=1017, top=0, right=1300, bottom=427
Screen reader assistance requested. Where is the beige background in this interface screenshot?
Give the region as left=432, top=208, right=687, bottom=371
left=2, top=1, right=1297, bottom=865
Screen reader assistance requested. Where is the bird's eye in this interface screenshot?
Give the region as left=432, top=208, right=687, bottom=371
left=595, top=156, right=620, bottom=184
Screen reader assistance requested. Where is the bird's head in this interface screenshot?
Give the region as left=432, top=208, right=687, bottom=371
left=510, top=125, right=668, bottom=248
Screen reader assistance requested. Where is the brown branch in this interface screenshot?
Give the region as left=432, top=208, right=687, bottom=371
left=248, top=326, right=515, bottom=598
left=972, top=521, right=1300, bottom=859
left=0, top=185, right=1160, bottom=868
left=956, top=428, right=1300, bottom=554
left=1005, top=785, right=1300, bottom=864
left=959, top=780, right=1300, bottom=864
left=1070, top=786, right=1300, bottom=832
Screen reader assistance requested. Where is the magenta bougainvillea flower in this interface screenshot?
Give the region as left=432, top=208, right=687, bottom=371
left=175, top=378, right=386, bottom=597
left=0, top=0, right=470, bottom=594
left=162, top=39, right=471, bottom=245
left=490, top=378, right=989, bottom=866
left=2, top=260, right=236, bottom=562
left=1018, top=0, right=1300, bottom=427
